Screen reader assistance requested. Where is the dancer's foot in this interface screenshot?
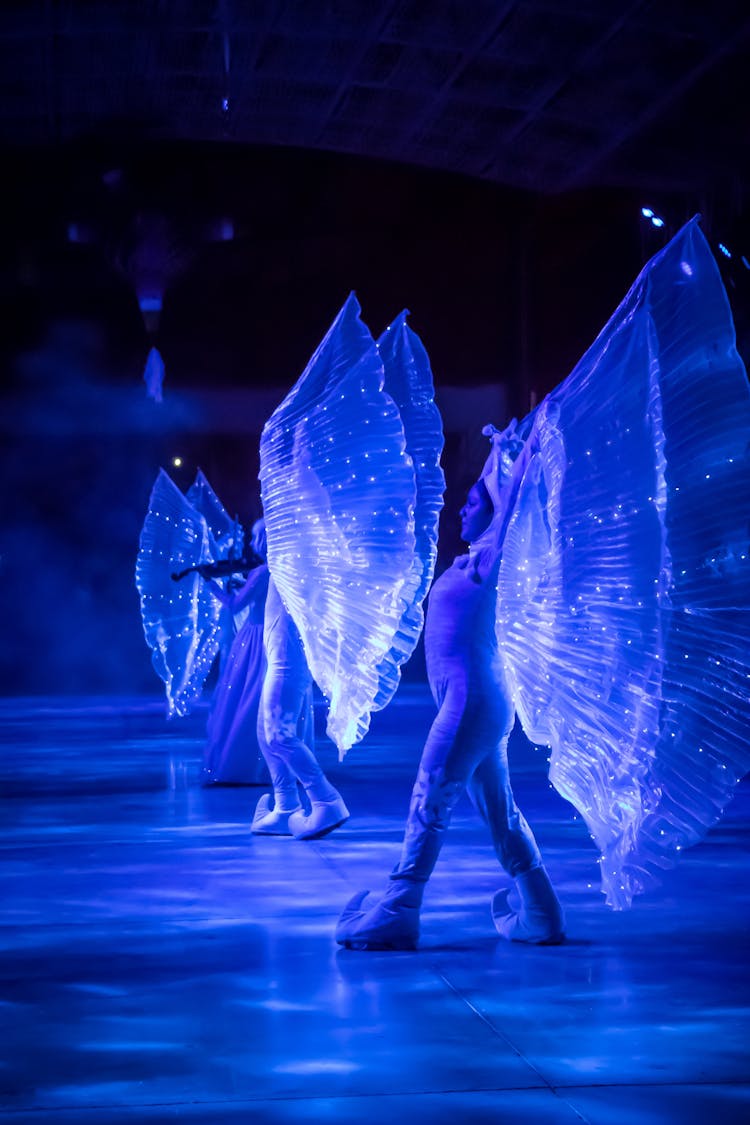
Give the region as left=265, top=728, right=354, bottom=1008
left=335, top=889, right=419, bottom=951
left=492, top=866, right=565, bottom=945
left=251, top=793, right=301, bottom=836
left=289, top=794, right=350, bottom=840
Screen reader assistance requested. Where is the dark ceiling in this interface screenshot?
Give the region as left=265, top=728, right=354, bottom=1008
left=2, top=0, right=749, bottom=196
left=2, top=1, right=750, bottom=405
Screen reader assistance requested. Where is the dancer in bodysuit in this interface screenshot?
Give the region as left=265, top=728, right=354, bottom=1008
left=336, top=425, right=564, bottom=948
left=251, top=575, right=350, bottom=840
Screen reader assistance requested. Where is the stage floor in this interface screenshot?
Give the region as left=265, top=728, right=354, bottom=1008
left=1, top=687, right=749, bottom=1123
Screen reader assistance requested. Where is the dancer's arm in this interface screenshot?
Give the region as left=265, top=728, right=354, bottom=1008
left=205, top=564, right=269, bottom=612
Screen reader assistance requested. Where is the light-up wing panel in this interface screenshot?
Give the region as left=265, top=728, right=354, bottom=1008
left=259, top=293, right=418, bottom=754
left=136, top=470, right=222, bottom=715
left=186, top=469, right=241, bottom=558
left=498, top=220, right=750, bottom=907
left=374, top=312, right=445, bottom=708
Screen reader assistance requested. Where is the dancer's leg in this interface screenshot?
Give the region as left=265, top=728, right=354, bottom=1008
left=467, top=745, right=563, bottom=944
left=336, top=684, right=506, bottom=948
left=258, top=637, right=348, bottom=838
left=251, top=663, right=302, bottom=834
left=465, top=743, right=541, bottom=877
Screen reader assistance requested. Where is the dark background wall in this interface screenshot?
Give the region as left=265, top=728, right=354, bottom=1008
left=1, top=143, right=746, bottom=695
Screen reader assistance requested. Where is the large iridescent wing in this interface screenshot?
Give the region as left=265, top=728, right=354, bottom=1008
left=186, top=469, right=242, bottom=558
left=135, top=469, right=222, bottom=716
left=498, top=218, right=750, bottom=908
left=374, top=312, right=445, bottom=707
left=259, top=293, right=417, bottom=754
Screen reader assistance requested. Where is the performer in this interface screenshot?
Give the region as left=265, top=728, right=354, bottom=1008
left=251, top=296, right=445, bottom=840
left=336, top=424, right=564, bottom=949
left=251, top=575, right=350, bottom=838
left=202, top=519, right=272, bottom=785
left=339, top=218, right=750, bottom=947
left=136, top=469, right=259, bottom=718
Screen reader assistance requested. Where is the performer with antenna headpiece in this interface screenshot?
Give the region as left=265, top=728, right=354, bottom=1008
left=337, top=218, right=750, bottom=948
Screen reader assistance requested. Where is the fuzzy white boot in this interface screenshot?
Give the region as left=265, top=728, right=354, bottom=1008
left=335, top=885, right=420, bottom=951
left=336, top=767, right=463, bottom=951
left=492, top=866, right=565, bottom=944
left=288, top=793, right=350, bottom=839
left=251, top=793, right=301, bottom=836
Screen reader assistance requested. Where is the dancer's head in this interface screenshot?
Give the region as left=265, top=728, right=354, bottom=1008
left=250, top=518, right=267, bottom=560
left=460, top=478, right=494, bottom=543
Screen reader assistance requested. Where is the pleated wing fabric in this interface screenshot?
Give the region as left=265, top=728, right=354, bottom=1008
left=374, top=312, right=445, bottom=709
left=136, top=470, right=222, bottom=716
left=259, top=293, right=444, bottom=755
left=498, top=219, right=750, bottom=907
left=186, top=468, right=242, bottom=558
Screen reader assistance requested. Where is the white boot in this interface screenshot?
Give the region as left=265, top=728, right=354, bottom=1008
left=492, top=866, right=565, bottom=944
left=251, top=793, right=301, bottom=836
left=335, top=767, right=463, bottom=951
left=335, top=885, right=420, bottom=950
left=288, top=793, right=350, bottom=839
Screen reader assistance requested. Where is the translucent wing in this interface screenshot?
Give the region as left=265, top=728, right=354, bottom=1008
left=374, top=312, right=445, bottom=706
left=186, top=469, right=242, bottom=558
left=259, top=293, right=418, bottom=754
left=498, top=219, right=750, bottom=907
left=136, top=469, right=223, bottom=716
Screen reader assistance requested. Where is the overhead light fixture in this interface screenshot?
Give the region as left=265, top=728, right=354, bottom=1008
left=641, top=207, right=664, bottom=228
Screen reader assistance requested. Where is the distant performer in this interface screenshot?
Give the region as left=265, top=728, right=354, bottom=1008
left=203, top=519, right=271, bottom=785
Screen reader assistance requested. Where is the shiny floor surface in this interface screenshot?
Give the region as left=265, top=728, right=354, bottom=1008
left=1, top=688, right=749, bottom=1123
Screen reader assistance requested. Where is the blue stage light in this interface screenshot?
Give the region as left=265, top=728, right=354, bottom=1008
left=641, top=208, right=654, bottom=218
left=139, top=296, right=162, bottom=312
left=718, top=243, right=732, bottom=258
left=651, top=216, right=665, bottom=228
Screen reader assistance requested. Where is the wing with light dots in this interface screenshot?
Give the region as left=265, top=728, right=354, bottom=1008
left=186, top=469, right=242, bottom=558
left=374, top=312, right=445, bottom=708
left=135, top=469, right=222, bottom=716
left=497, top=218, right=750, bottom=908
left=259, top=293, right=428, bottom=755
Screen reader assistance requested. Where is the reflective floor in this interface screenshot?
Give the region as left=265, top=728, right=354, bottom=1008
left=1, top=687, right=749, bottom=1123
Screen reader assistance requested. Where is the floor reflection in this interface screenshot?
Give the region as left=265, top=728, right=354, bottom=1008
left=1, top=689, right=748, bottom=1122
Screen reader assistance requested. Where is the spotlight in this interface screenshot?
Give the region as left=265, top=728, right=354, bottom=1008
left=139, top=296, right=163, bottom=313
left=718, top=243, right=732, bottom=258
left=222, top=97, right=230, bottom=112
left=172, top=457, right=183, bottom=468
left=641, top=207, right=665, bottom=228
